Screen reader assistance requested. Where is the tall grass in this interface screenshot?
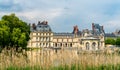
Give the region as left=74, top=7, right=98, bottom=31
left=1, top=48, right=120, bottom=70
left=4, top=64, right=120, bottom=70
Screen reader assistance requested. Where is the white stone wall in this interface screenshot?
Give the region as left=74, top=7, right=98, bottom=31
left=27, top=32, right=105, bottom=50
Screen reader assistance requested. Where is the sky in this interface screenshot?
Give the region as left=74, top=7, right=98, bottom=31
left=0, top=0, right=120, bottom=33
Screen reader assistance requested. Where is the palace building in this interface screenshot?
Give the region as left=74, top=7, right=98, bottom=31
left=27, top=21, right=105, bottom=50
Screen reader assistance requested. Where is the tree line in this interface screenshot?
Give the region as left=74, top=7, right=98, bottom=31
left=0, top=14, right=30, bottom=51
left=105, top=37, right=120, bottom=46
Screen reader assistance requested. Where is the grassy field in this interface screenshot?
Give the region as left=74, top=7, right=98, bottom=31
left=1, top=48, right=120, bottom=70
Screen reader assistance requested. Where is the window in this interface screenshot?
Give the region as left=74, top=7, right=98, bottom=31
left=36, top=37, right=38, bottom=41
left=80, top=41, right=82, bottom=44
left=44, top=37, right=46, bottom=41
left=50, top=33, right=53, bottom=36
left=39, top=43, right=41, bottom=46
left=66, top=43, right=67, bottom=47
left=62, top=39, right=63, bottom=42
left=46, top=37, right=49, bottom=41
left=43, top=43, right=45, bottom=47
left=44, top=33, right=46, bottom=36
left=46, top=43, right=49, bottom=47
left=41, top=43, right=43, bottom=47
left=41, top=33, right=43, bottom=36
left=55, top=43, right=57, bottom=47
left=92, top=42, right=96, bottom=50
left=36, top=43, right=38, bottom=47
left=86, top=42, right=90, bottom=50
left=33, top=33, right=36, bottom=35
left=70, top=43, right=72, bottom=47
left=36, top=33, right=38, bottom=35
left=60, top=43, right=62, bottom=47
left=41, top=37, right=43, bottom=41
left=47, top=33, right=49, bottom=36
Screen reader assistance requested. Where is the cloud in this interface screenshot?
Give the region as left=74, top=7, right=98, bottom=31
left=0, top=8, right=64, bottom=24
left=0, top=0, right=23, bottom=12
left=0, top=0, right=120, bottom=32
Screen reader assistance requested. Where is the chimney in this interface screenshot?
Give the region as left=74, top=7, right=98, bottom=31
left=38, top=21, right=41, bottom=25
left=41, top=21, right=48, bottom=25
left=32, top=23, right=36, bottom=30
left=73, top=25, right=79, bottom=34
left=46, top=21, right=48, bottom=25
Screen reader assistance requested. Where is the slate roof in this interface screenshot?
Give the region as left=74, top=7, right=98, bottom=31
left=31, top=21, right=52, bottom=32
left=30, top=21, right=105, bottom=37
left=105, top=33, right=116, bottom=37
left=53, top=33, right=74, bottom=36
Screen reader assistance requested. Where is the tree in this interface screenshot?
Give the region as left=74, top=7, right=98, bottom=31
left=116, top=37, right=120, bottom=46
left=0, top=21, right=10, bottom=48
left=11, top=28, right=21, bottom=47
left=18, top=33, right=27, bottom=48
left=0, top=14, right=30, bottom=50
left=105, top=38, right=116, bottom=45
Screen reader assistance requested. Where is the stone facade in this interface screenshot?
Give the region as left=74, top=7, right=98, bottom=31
left=27, top=21, right=105, bottom=50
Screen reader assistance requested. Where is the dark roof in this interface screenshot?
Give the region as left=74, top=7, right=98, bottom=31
left=31, top=21, right=52, bottom=32
left=36, top=24, right=52, bottom=32
left=105, top=33, right=116, bottom=37
left=53, top=33, right=74, bottom=36
left=93, top=23, right=105, bottom=35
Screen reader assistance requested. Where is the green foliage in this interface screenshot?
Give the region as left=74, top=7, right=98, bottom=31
left=0, top=13, right=30, bottom=50
left=5, top=64, right=120, bottom=70
left=105, top=38, right=116, bottom=45
left=0, top=21, right=10, bottom=48
left=116, top=37, right=120, bottom=46
left=18, top=33, right=27, bottom=48
left=11, top=28, right=21, bottom=46
left=105, top=37, right=120, bottom=46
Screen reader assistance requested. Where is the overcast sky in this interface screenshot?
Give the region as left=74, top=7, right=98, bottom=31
left=0, top=0, right=120, bottom=33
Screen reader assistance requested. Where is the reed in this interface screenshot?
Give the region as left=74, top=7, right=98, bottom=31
left=1, top=48, right=120, bottom=70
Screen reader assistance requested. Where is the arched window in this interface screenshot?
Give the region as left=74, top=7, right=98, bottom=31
left=66, top=43, right=67, bottom=47
left=55, top=43, right=57, bottom=47
left=92, top=42, right=96, bottom=50
left=86, top=42, right=90, bottom=50
left=70, top=43, right=72, bottom=47
left=60, top=43, right=62, bottom=47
